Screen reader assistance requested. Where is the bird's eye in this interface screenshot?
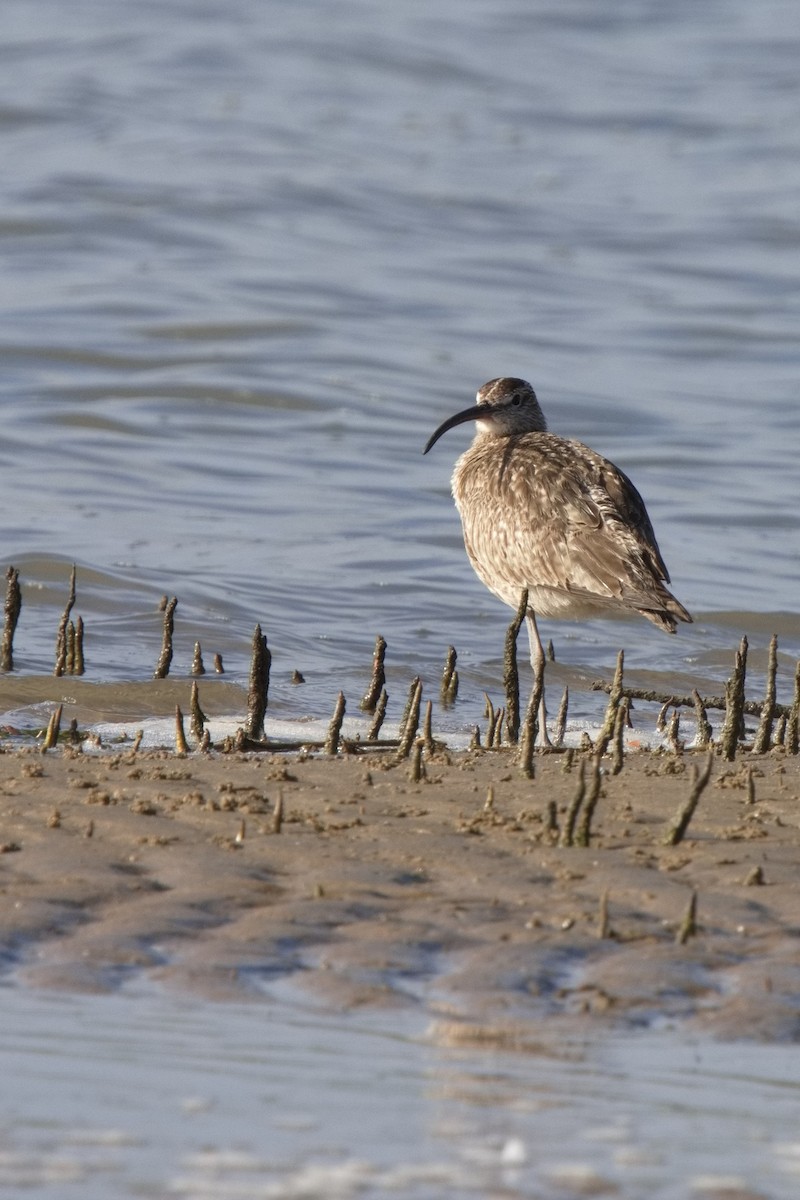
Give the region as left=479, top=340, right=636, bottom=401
left=511, top=394, right=522, bottom=407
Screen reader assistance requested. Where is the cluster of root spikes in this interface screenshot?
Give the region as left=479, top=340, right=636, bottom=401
left=2, top=570, right=799, bottom=787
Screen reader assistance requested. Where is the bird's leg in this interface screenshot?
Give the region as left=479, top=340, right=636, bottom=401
left=525, top=612, right=552, bottom=747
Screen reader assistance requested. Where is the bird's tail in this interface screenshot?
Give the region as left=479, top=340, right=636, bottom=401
left=640, top=591, right=692, bottom=634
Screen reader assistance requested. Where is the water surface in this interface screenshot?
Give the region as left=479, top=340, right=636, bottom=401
left=3, top=981, right=800, bottom=1199
left=0, top=0, right=798, bottom=742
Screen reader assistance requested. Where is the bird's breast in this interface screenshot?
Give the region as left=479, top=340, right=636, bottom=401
left=451, top=434, right=592, bottom=525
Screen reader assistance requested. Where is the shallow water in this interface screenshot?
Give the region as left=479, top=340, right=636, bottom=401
left=1, top=980, right=799, bottom=1200
left=1, top=0, right=799, bottom=743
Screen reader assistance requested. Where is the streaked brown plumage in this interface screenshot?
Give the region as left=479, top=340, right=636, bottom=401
left=423, top=377, right=691, bottom=682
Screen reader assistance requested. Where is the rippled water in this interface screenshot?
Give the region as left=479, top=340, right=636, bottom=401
left=0, top=0, right=798, bottom=740
left=4, top=981, right=800, bottom=1200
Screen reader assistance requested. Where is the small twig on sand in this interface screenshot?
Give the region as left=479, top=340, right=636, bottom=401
left=483, top=693, right=498, bottom=748
left=2, top=566, right=21, bottom=672
left=153, top=596, right=178, bottom=679
left=367, top=688, right=388, bottom=741
left=245, top=624, right=271, bottom=741
left=74, top=615, right=85, bottom=675
left=441, top=645, right=459, bottom=707
left=745, top=763, right=756, bottom=805
left=720, top=636, right=748, bottom=761
left=422, top=699, right=435, bottom=754
left=518, top=655, right=545, bottom=779
left=553, top=686, right=569, bottom=749
left=597, top=889, right=611, bottom=939
left=65, top=621, right=75, bottom=674
left=663, top=752, right=714, bottom=846
left=786, top=661, right=800, bottom=755
left=560, top=759, right=586, bottom=847
left=54, top=565, right=77, bottom=677
left=398, top=676, right=421, bottom=744
left=324, top=691, right=346, bottom=755
left=753, top=633, right=778, bottom=754
left=408, top=739, right=425, bottom=782
left=594, top=651, right=624, bottom=759
left=396, top=678, right=423, bottom=759
left=611, top=696, right=629, bottom=776
left=692, top=688, right=712, bottom=749
left=360, top=635, right=386, bottom=713
left=575, top=754, right=603, bottom=847
left=41, top=704, right=63, bottom=752
left=175, top=705, right=188, bottom=755
left=666, top=709, right=682, bottom=754
left=190, top=680, right=206, bottom=742
left=676, top=890, right=698, bottom=945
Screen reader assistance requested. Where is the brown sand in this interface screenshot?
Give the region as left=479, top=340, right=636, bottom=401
left=1, top=741, right=800, bottom=1042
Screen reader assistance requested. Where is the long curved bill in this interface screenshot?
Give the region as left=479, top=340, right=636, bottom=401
left=423, top=405, right=487, bottom=454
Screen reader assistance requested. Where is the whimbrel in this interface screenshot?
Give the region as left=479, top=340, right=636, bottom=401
left=423, top=377, right=691, bottom=707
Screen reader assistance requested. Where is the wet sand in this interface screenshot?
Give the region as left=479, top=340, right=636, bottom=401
left=1, top=741, right=800, bottom=1042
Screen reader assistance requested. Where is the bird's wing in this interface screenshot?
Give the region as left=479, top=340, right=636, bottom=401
left=460, top=434, right=673, bottom=611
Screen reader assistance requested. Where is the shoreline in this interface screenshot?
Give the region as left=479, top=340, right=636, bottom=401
left=1, top=741, right=800, bottom=1042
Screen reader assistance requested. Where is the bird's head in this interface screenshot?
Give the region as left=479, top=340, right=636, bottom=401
left=423, top=377, right=547, bottom=454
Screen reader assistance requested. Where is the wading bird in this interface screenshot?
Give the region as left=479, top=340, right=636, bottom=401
left=423, top=377, right=691, bottom=726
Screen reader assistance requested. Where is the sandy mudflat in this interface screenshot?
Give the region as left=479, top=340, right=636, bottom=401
left=1, top=740, right=800, bottom=1042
